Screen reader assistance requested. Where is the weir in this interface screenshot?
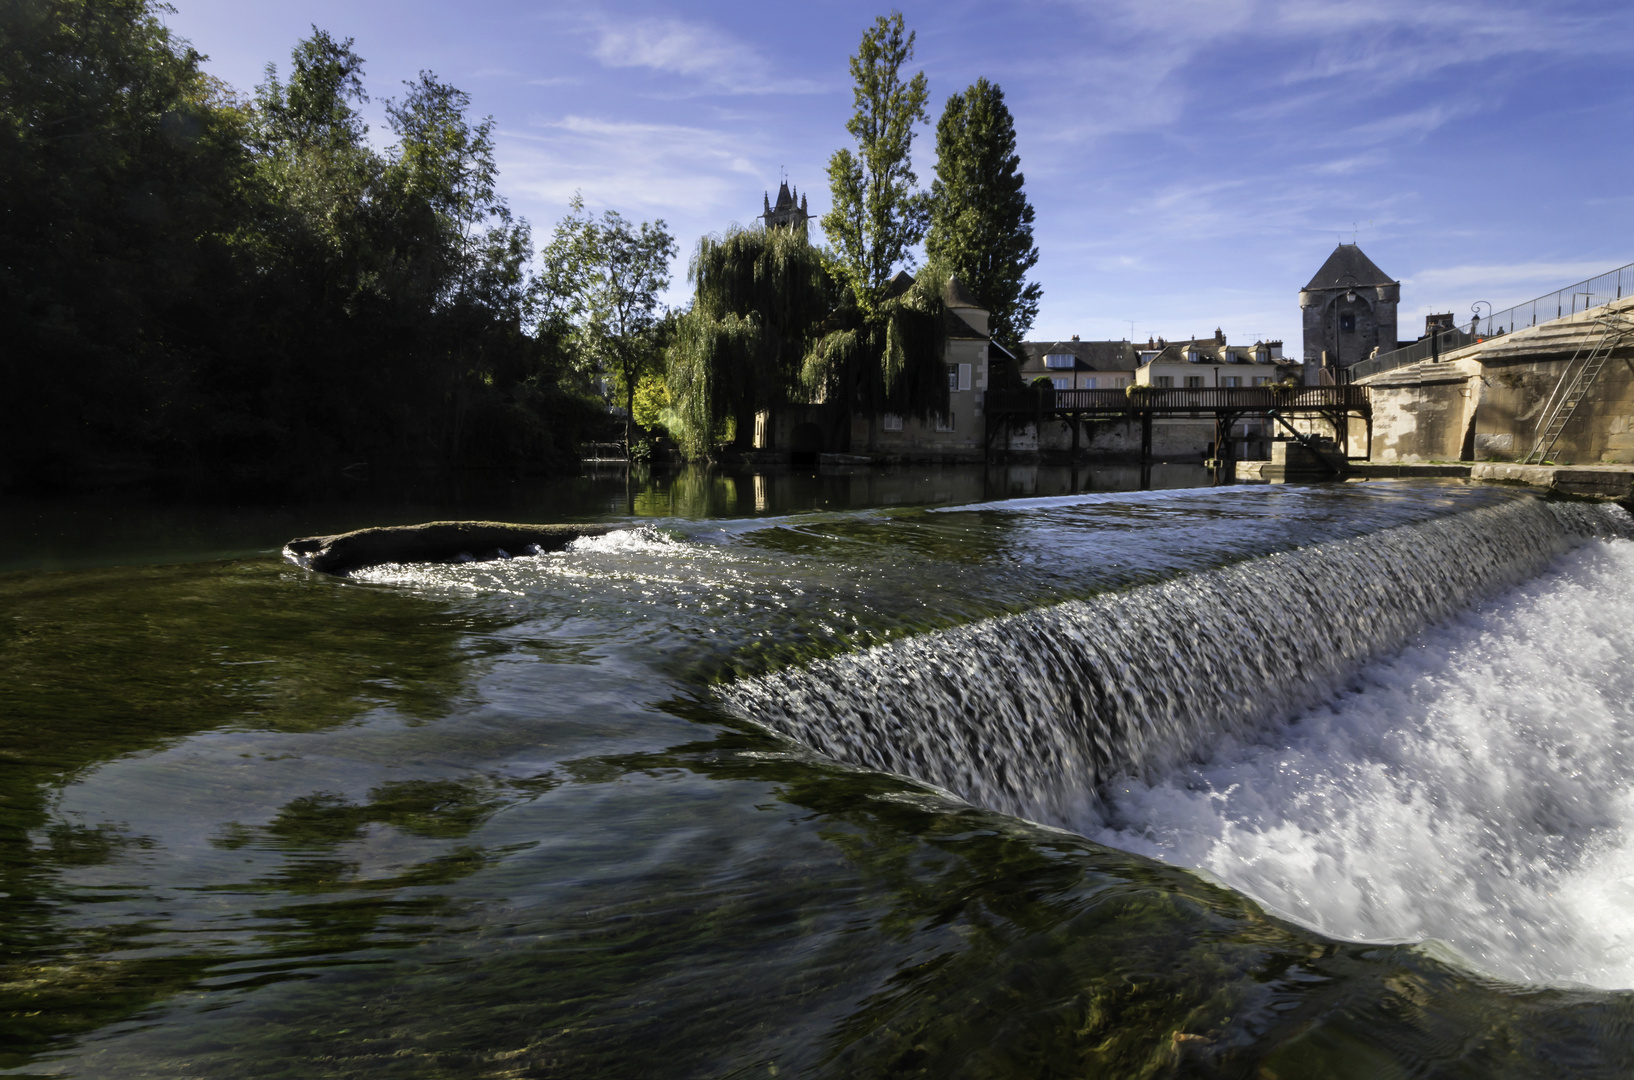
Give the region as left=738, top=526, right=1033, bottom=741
left=724, top=498, right=1634, bottom=830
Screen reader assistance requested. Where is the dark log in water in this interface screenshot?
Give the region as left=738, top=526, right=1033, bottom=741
left=283, top=520, right=615, bottom=574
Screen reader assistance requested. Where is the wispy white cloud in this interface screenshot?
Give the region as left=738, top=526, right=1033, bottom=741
left=502, top=115, right=761, bottom=218
left=1408, top=260, right=1619, bottom=296
left=583, top=15, right=826, bottom=96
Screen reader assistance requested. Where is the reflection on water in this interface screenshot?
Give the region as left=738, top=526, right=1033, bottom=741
left=0, top=462, right=1209, bottom=573
left=3, top=475, right=1632, bottom=1078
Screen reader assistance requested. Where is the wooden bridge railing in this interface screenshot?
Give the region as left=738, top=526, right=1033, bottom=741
left=984, top=385, right=1369, bottom=415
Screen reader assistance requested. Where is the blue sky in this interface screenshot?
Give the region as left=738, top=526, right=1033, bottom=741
left=163, top=0, right=1634, bottom=348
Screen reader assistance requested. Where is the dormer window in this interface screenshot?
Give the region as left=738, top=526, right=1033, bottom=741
left=1044, top=353, right=1075, bottom=369
left=1186, top=349, right=1201, bottom=363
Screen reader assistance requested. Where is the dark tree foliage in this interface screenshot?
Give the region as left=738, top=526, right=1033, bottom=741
left=0, top=2, right=601, bottom=491
left=668, top=226, right=835, bottom=458
left=926, top=78, right=1041, bottom=349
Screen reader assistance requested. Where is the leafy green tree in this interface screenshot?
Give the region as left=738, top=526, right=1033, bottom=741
left=813, top=13, right=948, bottom=450
left=926, top=78, right=1040, bottom=348
left=821, top=12, right=929, bottom=316
left=543, top=197, right=677, bottom=451
left=0, top=4, right=622, bottom=486
left=667, top=226, right=834, bottom=459
left=0, top=0, right=253, bottom=473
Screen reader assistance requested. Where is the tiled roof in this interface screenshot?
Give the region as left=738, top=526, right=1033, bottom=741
left=944, top=273, right=983, bottom=309
left=1019, top=340, right=1139, bottom=371
left=1304, top=244, right=1395, bottom=290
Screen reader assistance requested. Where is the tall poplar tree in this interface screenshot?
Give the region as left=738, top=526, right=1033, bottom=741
left=821, top=12, right=929, bottom=315
left=813, top=13, right=948, bottom=450
left=926, top=78, right=1041, bottom=348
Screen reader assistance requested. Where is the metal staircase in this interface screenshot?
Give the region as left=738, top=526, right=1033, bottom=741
left=1522, top=312, right=1634, bottom=464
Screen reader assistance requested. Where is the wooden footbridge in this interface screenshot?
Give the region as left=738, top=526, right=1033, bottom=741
left=983, top=385, right=1372, bottom=465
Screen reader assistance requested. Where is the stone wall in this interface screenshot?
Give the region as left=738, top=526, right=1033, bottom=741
left=1361, top=352, right=1634, bottom=464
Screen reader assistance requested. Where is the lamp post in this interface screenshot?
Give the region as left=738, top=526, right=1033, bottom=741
left=1471, top=300, right=1491, bottom=339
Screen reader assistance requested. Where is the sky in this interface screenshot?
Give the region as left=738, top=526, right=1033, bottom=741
left=161, top=0, right=1634, bottom=349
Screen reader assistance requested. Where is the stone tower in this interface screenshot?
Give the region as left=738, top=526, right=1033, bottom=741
left=761, top=180, right=809, bottom=233
left=1299, top=244, right=1400, bottom=383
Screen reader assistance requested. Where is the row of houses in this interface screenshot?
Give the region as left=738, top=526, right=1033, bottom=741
left=1016, top=332, right=1287, bottom=390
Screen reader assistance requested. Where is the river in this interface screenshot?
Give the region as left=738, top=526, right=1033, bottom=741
left=3, top=465, right=1632, bottom=1078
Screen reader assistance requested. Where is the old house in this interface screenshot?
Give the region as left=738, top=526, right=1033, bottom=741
left=1017, top=337, right=1137, bottom=390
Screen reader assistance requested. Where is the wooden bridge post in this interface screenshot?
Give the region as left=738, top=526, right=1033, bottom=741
left=1140, top=410, right=1153, bottom=463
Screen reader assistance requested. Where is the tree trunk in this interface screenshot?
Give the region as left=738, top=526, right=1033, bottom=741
left=624, top=376, right=636, bottom=457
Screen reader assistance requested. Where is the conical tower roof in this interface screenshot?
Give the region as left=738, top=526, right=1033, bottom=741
left=1304, top=244, right=1395, bottom=290
left=943, top=273, right=983, bottom=309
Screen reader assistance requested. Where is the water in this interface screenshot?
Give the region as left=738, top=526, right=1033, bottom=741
left=4, top=466, right=1634, bottom=1077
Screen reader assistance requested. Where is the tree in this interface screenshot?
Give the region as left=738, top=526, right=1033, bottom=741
left=0, top=0, right=254, bottom=474
left=667, top=226, right=834, bottom=459
left=821, top=12, right=929, bottom=316
left=544, top=197, right=677, bottom=451
left=814, top=13, right=948, bottom=450
left=926, top=78, right=1041, bottom=348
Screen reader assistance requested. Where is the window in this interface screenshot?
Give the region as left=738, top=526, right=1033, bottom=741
left=882, top=413, right=903, bottom=432
left=948, top=366, right=959, bottom=392
left=1153, top=376, right=1173, bottom=388
left=1186, top=350, right=1201, bottom=362
left=1222, top=376, right=1241, bottom=388
left=1226, top=351, right=1240, bottom=363
left=1253, top=376, right=1270, bottom=386
left=1185, top=376, right=1204, bottom=388
left=934, top=412, right=955, bottom=432
left=1112, top=377, right=1129, bottom=389
left=1044, top=353, right=1075, bottom=369
left=1051, top=376, right=1071, bottom=390
left=1340, top=313, right=1356, bottom=334
left=1084, top=377, right=1097, bottom=389
left=958, top=363, right=972, bottom=391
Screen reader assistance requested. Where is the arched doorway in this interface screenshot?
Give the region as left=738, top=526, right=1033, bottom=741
left=789, top=422, right=824, bottom=467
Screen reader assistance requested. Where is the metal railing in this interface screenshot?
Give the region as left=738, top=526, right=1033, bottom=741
left=1350, top=259, right=1634, bottom=380
left=985, top=385, right=1368, bottom=415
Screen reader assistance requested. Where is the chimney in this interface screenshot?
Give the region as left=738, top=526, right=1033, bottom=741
left=1214, top=327, right=1223, bottom=343
left=1071, top=334, right=1079, bottom=341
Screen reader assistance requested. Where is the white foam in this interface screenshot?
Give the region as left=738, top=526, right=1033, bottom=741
left=1094, top=538, right=1634, bottom=988
left=566, top=525, right=686, bottom=554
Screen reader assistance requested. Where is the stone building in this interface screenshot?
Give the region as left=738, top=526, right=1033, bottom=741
left=1299, top=244, right=1400, bottom=382
left=761, top=181, right=809, bottom=233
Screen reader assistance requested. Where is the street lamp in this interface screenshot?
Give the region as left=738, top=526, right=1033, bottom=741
left=1471, top=300, right=1491, bottom=338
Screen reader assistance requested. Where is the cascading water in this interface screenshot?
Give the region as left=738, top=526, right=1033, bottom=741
left=725, top=497, right=1634, bottom=985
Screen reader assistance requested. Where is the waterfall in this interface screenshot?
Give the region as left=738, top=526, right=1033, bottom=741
left=723, top=498, right=1633, bottom=831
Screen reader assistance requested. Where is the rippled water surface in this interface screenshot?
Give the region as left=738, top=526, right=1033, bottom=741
left=4, top=466, right=1633, bottom=1078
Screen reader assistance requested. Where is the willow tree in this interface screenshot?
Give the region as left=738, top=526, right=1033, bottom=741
left=667, top=225, right=832, bottom=458
left=817, top=13, right=949, bottom=450
left=801, top=265, right=949, bottom=449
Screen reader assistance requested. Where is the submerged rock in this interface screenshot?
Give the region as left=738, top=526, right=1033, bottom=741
left=283, top=521, right=615, bottom=575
